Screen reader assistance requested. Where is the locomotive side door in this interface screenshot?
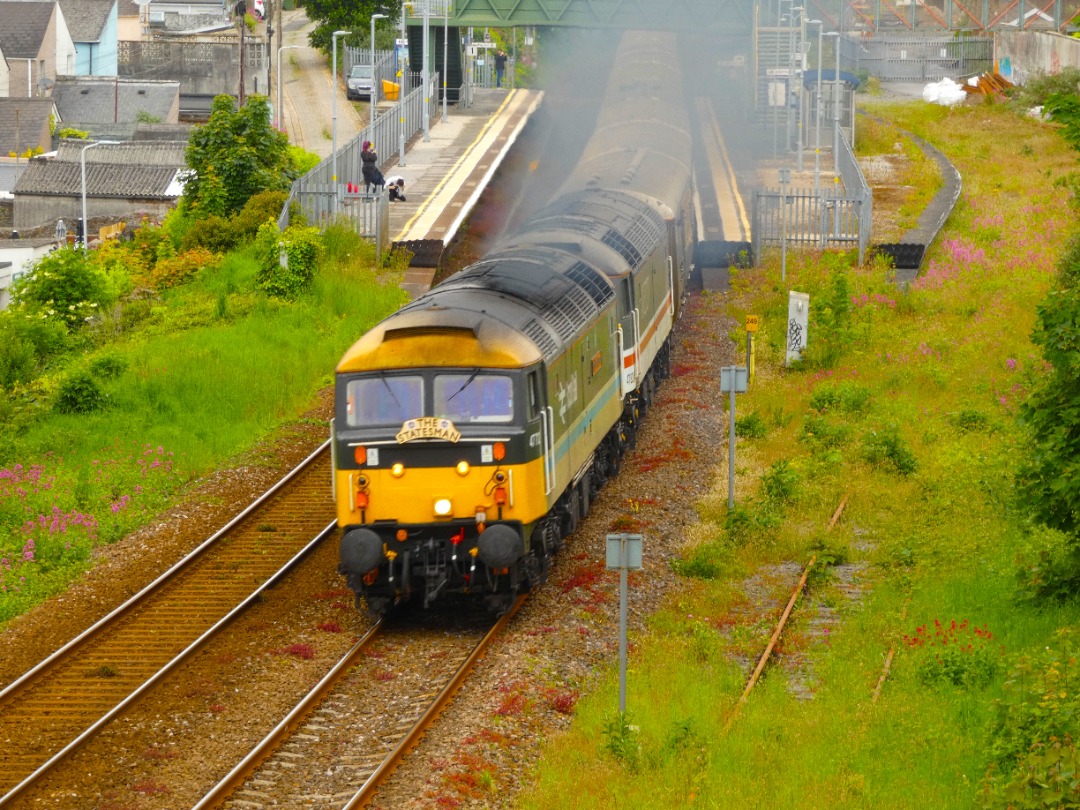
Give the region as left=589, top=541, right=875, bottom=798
left=527, top=367, right=554, bottom=499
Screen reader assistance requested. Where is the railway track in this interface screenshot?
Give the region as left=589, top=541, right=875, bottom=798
left=200, top=599, right=522, bottom=809
left=0, top=442, right=337, bottom=805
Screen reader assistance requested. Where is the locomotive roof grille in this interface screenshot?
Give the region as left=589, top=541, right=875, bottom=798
left=522, top=319, right=559, bottom=358
left=540, top=283, right=595, bottom=342
left=565, top=261, right=615, bottom=308
left=601, top=229, right=643, bottom=267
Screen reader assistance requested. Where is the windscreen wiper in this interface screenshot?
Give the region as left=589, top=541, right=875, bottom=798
left=447, top=368, right=480, bottom=403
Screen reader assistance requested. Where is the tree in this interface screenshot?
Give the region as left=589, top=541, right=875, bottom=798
left=302, top=0, right=392, bottom=52
left=1018, top=235, right=1080, bottom=536
left=182, top=95, right=297, bottom=217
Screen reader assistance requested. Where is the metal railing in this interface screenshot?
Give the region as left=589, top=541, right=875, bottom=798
left=278, top=72, right=440, bottom=237
left=752, top=128, right=871, bottom=264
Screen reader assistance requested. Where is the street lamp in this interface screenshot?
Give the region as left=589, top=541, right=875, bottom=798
left=81, top=140, right=119, bottom=250
left=370, top=13, right=388, bottom=76
left=276, top=44, right=302, bottom=133
left=823, top=32, right=841, bottom=169
left=806, top=20, right=822, bottom=194
left=331, top=28, right=351, bottom=210
left=421, top=0, right=430, bottom=141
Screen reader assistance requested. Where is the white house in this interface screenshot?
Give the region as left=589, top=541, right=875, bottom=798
left=0, top=236, right=58, bottom=310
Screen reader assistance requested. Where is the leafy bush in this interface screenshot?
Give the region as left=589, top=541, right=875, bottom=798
left=672, top=541, right=727, bottom=579
left=89, top=354, right=127, bottom=380
left=11, top=247, right=110, bottom=330
left=1009, top=67, right=1080, bottom=110
left=761, top=459, right=800, bottom=504
left=179, top=214, right=237, bottom=254
left=979, top=636, right=1080, bottom=806
left=0, top=315, right=69, bottom=389
left=144, top=247, right=223, bottom=290
left=809, top=380, right=872, bottom=413
left=1014, top=524, right=1080, bottom=602
left=601, top=712, right=640, bottom=768
left=904, top=619, right=1001, bottom=689
left=799, top=412, right=851, bottom=448
left=54, top=370, right=109, bottom=414
left=863, top=424, right=918, bottom=475
left=734, top=411, right=767, bottom=439
left=231, top=189, right=289, bottom=243
left=254, top=222, right=321, bottom=299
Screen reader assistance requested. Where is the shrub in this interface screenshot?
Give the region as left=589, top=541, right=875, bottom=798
left=1014, top=524, right=1080, bottom=603
left=89, top=354, right=127, bottom=380
left=179, top=214, right=237, bottom=254
left=231, top=189, right=289, bottom=243
left=734, top=411, right=768, bottom=439
left=12, top=247, right=109, bottom=330
left=54, top=370, right=109, bottom=414
left=808, top=380, right=872, bottom=414
left=904, top=618, right=1001, bottom=689
left=672, top=541, right=727, bottom=579
left=863, top=424, right=918, bottom=475
left=144, top=247, right=223, bottom=290
left=761, top=459, right=800, bottom=504
left=799, top=412, right=851, bottom=448
left=254, top=222, right=321, bottom=299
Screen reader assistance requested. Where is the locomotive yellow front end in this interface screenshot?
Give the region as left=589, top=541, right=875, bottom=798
left=333, top=310, right=550, bottom=615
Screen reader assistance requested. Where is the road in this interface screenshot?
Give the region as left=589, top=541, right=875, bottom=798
left=277, top=8, right=364, bottom=158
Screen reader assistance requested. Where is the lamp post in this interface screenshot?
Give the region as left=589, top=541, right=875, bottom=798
left=421, top=0, right=430, bottom=141
left=825, top=31, right=841, bottom=165
left=441, top=1, right=449, bottom=121
left=807, top=20, right=822, bottom=194
left=779, top=167, right=790, bottom=282
left=331, top=28, right=350, bottom=211
left=370, top=12, right=388, bottom=134
left=81, top=140, right=119, bottom=250
left=276, top=44, right=302, bottom=132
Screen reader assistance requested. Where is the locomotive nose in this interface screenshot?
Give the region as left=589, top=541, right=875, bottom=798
left=476, top=524, right=524, bottom=568
left=340, top=528, right=383, bottom=575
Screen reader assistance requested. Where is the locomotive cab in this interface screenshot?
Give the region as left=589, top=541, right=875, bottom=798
left=334, top=350, right=551, bottom=615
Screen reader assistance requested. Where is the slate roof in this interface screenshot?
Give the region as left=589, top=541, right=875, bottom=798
left=0, top=99, right=58, bottom=155
left=0, top=2, right=55, bottom=59
left=53, top=76, right=179, bottom=124
left=116, top=0, right=139, bottom=14
left=56, top=0, right=116, bottom=42
left=55, top=139, right=187, bottom=166
left=14, top=140, right=188, bottom=199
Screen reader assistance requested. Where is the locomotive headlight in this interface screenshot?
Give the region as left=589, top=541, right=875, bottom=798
left=456, top=461, right=470, bottom=476
left=391, top=463, right=405, bottom=478
left=434, top=498, right=453, bottom=516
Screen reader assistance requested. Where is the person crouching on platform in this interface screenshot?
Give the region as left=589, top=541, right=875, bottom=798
left=386, top=175, right=407, bottom=202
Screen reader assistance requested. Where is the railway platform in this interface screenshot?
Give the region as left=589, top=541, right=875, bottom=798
left=382, top=87, right=543, bottom=297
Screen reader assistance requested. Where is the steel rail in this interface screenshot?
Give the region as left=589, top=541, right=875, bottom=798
left=193, top=622, right=384, bottom=809
left=0, top=441, right=335, bottom=806
left=341, top=595, right=527, bottom=810
left=724, top=494, right=849, bottom=729
left=0, top=439, right=330, bottom=700
left=0, top=518, right=338, bottom=805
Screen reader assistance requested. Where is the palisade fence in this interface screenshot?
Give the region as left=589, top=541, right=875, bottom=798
left=277, top=68, right=454, bottom=251
left=852, top=34, right=993, bottom=82
left=752, top=127, right=872, bottom=264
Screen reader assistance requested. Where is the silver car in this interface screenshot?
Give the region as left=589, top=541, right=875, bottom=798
left=347, top=64, right=375, bottom=100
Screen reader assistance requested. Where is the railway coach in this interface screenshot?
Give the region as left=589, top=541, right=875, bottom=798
left=333, top=30, right=697, bottom=616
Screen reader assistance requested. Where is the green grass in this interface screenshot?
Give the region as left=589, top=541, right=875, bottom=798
left=523, top=100, right=1080, bottom=806
left=0, top=231, right=406, bottom=623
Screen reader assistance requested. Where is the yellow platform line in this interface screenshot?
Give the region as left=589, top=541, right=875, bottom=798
left=393, top=90, right=534, bottom=243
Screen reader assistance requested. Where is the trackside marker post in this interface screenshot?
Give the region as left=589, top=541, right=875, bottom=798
left=606, top=532, right=642, bottom=715
left=721, top=366, right=749, bottom=509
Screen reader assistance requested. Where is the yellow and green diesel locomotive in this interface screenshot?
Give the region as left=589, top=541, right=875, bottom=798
left=333, top=31, right=696, bottom=615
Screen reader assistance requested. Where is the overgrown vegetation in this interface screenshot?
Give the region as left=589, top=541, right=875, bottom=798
left=524, top=86, right=1080, bottom=809
left=0, top=168, right=406, bottom=621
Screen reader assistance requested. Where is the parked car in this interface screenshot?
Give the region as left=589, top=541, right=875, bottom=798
left=347, top=64, right=375, bottom=100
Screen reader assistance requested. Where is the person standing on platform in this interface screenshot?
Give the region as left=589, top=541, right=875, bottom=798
left=361, top=141, right=385, bottom=193
left=495, top=51, right=507, bottom=88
